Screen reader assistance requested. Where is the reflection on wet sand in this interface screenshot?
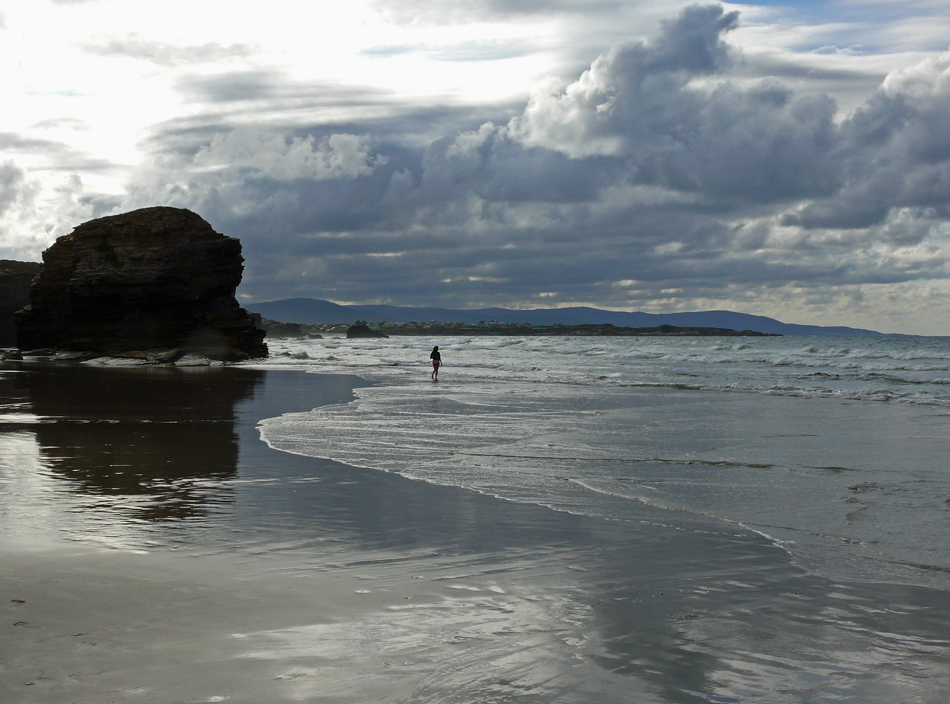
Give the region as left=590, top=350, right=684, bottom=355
left=0, top=362, right=263, bottom=522
left=587, top=522, right=950, bottom=704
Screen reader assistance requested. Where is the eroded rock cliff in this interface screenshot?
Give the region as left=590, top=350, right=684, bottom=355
left=16, top=207, right=267, bottom=361
left=0, top=260, right=42, bottom=347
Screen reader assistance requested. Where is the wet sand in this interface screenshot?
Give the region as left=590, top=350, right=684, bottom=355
left=2, top=362, right=950, bottom=703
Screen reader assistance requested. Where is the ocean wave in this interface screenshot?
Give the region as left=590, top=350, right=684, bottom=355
left=255, top=334, right=950, bottom=407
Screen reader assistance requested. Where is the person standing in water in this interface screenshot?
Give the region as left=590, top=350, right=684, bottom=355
left=430, top=345, right=442, bottom=379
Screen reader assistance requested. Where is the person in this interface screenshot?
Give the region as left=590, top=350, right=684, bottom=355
left=430, top=345, right=442, bottom=379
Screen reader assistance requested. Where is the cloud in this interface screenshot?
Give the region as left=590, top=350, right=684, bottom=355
left=508, top=5, right=741, bottom=158
left=83, top=36, right=260, bottom=66
left=115, top=126, right=396, bottom=240
left=0, top=161, right=93, bottom=261
left=0, top=162, right=27, bottom=216
left=0, top=131, right=119, bottom=178
left=0, top=132, right=67, bottom=153
left=192, top=129, right=385, bottom=182
left=505, top=5, right=843, bottom=205
left=362, top=39, right=538, bottom=63
left=169, top=71, right=404, bottom=129
left=176, top=70, right=284, bottom=104
left=783, top=50, right=950, bottom=230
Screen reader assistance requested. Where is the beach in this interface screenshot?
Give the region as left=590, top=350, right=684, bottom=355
left=3, top=345, right=950, bottom=703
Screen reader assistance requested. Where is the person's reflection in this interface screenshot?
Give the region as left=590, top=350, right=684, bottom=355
left=20, top=363, right=264, bottom=521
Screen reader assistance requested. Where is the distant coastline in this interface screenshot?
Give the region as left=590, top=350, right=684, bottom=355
left=385, top=323, right=778, bottom=337
left=264, top=319, right=778, bottom=339
left=248, top=297, right=884, bottom=337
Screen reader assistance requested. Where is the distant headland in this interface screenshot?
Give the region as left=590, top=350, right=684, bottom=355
left=263, top=318, right=775, bottom=338
left=248, top=298, right=884, bottom=337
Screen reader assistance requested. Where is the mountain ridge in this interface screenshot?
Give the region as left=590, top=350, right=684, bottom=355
left=246, top=298, right=885, bottom=337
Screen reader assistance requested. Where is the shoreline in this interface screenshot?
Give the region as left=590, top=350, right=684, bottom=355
left=3, top=362, right=950, bottom=702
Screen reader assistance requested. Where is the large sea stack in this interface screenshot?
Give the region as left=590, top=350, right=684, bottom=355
left=15, top=207, right=267, bottom=361
left=0, top=260, right=42, bottom=347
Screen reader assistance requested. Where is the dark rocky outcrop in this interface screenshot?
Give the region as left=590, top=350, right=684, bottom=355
left=261, top=318, right=323, bottom=339
left=346, top=323, right=388, bottom=339
left=16, top=207, right=267, bottom=361
left=0, top=260, right=42, bottom=347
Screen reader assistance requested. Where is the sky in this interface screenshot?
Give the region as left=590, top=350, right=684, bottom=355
left=2, top=1, right=950, bottom=334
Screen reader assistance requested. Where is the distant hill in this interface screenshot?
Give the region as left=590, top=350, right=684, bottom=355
left=245, top=298, right=884, bottom=337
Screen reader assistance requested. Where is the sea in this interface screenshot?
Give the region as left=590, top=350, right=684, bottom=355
left=258, top=333, right=950, bottom=590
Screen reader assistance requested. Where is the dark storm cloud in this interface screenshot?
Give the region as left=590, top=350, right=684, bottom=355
left=83, top=37, right=260, bottom=66
left=120, top=4, right=950, bottom=315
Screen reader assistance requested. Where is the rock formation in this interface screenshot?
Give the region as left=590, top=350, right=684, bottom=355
left=16, top=207, right=267, bottom=361
left=0, top=260, right=42, bottom=347
left=345, top=323, right=389, bottom=339
left=260, top=318, right=323, bottom=339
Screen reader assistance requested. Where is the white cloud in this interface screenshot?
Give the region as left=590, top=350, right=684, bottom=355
left=193, top=129, right=385, bottom=182
left=507, top=5, right=742, bottom=158
left=881, top=50, right=950, bottom=99
left=0, top=160, right=93, bottom=260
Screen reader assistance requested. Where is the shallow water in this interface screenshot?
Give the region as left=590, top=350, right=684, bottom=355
left=3, top=348, right=950, bottom=703
left=258, top=334, right=950, bottom=591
